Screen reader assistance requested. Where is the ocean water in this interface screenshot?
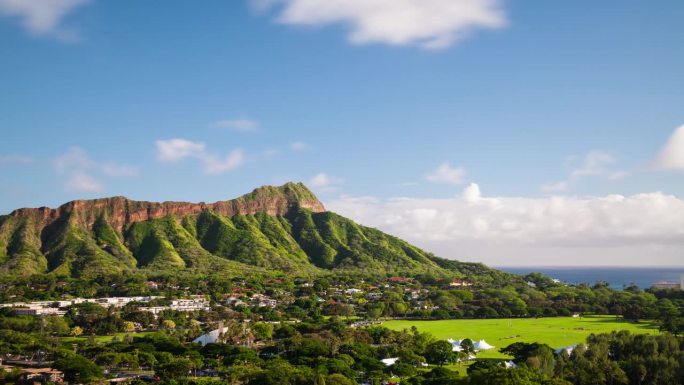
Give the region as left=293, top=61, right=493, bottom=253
left=497, top=266, right=684, bottom=290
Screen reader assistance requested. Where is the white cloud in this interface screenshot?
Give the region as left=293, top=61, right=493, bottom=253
left=54, top=147, right=136, bottom=193
left=155, top=139, right=206, bottom=162
left=0, top=155, right=33, bottom=165
left=542, top=151, right=627, bottom=193
left=570, top=151, right=615, bottom=178
left=0, top=0, right=90, bottom=40
left=309, top=172, right=344, bottom=192
left=100, top=163, right=139, bottom=177
left=462, top=182, right=481, bottom=203
left=259, top=0, right=506, bottom=49
left=426, top=163, right=466, bottom=185
left=263, top=149, right=280, bottom=157
left=327, top=185, right=684, bottom=266
left=653, top=124, right=684, bottom=171
left=290, top=141, right=309, bottom=151
left=155, top=139, right=246, bottom=174
left=541, top=181, right=569, bottom=193
left=65, top=172, right=103, bottom=193
left=202, top=150, right=246, bottom=174
left=212, top=118, right=259, bottom=132
left=55, top=147, right=90, bottom=174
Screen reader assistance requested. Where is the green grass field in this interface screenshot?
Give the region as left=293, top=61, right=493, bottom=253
left=60, top=331, right=154, bottom=344
left=384, top=316, right=658, bottom=359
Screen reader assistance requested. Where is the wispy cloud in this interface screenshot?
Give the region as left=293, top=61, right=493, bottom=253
left=309, top=172, right=344, bottom=192
left=542, top=151, right=627, bottom=193
left=211, top=118, right=259, bottom=132
left=155, top=138, right=245, bottom=174
left=54, top=147, right=137, bottom=193
left=425, top=163, right=466, bottom=185
left=290, top=141, right=309, bottom=151
left=256, top=0, right=507, bottom=50
left=0, top=155, right=33, bottom=165
left=0, top=0, right=91, bottom=41
left=652, top=124, right=684, bottom=171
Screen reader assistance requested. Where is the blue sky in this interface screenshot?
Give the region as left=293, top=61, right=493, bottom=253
left=1, top=0, right=683, bottom=265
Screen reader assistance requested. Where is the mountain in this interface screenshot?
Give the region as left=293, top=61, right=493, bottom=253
left=0, top=182, right=472, bottom=279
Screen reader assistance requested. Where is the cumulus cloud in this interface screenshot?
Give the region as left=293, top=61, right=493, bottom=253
left=543, top=151, right=627, bottom=193
left=0, top=0, right=90, bottom=40
left=211, top=118, right=259, bottom=132
left=155, top=139, right=245, bottom=174
left=327, top=185, right=684, bottom=265
left=426, top=163, right=466, bottom=185
left=258, top=0, right=506, bottom=49
left=54, top=147, right=137, bottom=193
left=461, top=182, right=481, bottom=203
left=653, top=124, right=684, bottom=171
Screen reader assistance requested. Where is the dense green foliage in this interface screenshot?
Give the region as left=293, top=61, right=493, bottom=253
left=0, top=310, right=680, bottom=385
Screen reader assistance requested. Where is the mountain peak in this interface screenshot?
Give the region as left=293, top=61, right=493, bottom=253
left=241, top=182, right=323, bottom=209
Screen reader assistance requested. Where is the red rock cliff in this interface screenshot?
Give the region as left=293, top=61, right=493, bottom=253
left=6, top=182, right=326, bottom=231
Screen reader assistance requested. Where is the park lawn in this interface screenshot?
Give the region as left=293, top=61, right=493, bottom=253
left=383, top=315, right=658, bottom=359
left=60, top=331, right=154, bottom=344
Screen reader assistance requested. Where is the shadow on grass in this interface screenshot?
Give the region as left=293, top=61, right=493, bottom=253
left=582, top=316, right=659, bottom=331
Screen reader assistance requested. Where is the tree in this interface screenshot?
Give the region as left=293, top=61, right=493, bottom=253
left=155, top=357, right=192, bottom=380
left=53, top=353, right=103, bottom=383
left=326, top=373, right=354, bottom=385
left=424, top=340, right=456, bottom=366
left=123, top=321, right=136, bottom=333
left=460, top=338, right=475, bottom=355
left=367, top=306, right=384, bottom=320
left=161, top=319, right=176, bottom=331
left=252, top=322, right=274, bottom=341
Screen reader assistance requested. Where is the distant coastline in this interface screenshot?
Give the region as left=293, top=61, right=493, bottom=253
left=496, top=266, right=684, bottom=290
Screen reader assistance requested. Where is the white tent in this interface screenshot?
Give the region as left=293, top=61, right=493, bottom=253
left=473, top=339, right=494, bottom=351
left=381, top=358, right=399, bottom=366
left=504, top=361, right=518, bottom=369
left=447, top=338, right=463, bottom=352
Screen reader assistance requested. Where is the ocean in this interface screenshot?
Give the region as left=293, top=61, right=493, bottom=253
left=497, top=266, right=684, bottom=290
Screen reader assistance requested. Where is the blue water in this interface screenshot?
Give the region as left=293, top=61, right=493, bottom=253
left=497, top=266, right=684, bottom=290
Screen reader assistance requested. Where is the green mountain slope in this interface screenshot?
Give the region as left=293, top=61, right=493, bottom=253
left=0, top=182, right=476, bottom=278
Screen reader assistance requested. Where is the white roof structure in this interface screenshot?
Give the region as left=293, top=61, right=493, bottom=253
left=457, top=354, right=477, bottom=362
left=192, top=327, right=229, bottom=346
left=474, top=339, right=494, bottom=351
left=381, top=358, right=399, bottom=366
left=555, top=344, right=577, bottom=355
left=504, top=360, right=518, bottom=369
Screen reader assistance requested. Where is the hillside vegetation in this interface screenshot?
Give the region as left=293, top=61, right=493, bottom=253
left=0, top=183, right=482, bottom=279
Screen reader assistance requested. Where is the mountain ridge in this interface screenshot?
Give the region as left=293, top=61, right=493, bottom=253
left=3, top=182, right=326, bottom=232
left=0, top=182, right=477, bottom=279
